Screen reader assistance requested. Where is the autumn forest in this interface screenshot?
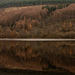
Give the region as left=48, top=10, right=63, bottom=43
left=0, top=0, right=75, bottom=38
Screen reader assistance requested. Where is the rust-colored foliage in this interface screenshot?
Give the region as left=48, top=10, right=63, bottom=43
left=0, top=4, right=75, bottom=38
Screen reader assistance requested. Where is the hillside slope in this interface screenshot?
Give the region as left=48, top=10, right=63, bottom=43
left=0, top=4, right=75, bottom=38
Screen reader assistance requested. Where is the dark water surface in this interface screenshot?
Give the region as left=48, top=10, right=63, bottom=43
left=0, top=41, right=75, bottom=75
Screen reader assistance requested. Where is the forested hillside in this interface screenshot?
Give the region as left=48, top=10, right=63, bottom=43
left=0, top=0, right=75, bottom=38
left=0, top=0, right=75, bottom=8
left=0, top=4, right=75, bottom=38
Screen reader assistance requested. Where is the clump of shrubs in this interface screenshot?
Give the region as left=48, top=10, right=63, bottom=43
left=42, top=4, right=70, bottom=14
left=58, top=5, right=63, bottom=9
left=42, top=5, right=56, bottom=13
left=58, top=4, right=70, bottom=9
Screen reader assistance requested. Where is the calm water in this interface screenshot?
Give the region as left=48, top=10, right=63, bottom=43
left=0, top=41, right=75, bottom=75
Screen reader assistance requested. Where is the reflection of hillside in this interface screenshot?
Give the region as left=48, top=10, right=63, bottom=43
left=0, top=41, right=75, bottom=73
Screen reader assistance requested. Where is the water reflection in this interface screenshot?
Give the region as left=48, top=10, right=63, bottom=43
left=0, top=41, right=75, bottom=74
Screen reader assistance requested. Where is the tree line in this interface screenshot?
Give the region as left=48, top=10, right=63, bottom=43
left=0, top=0, right=75, bottom=8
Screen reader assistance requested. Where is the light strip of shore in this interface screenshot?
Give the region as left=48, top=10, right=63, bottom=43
left=0, top=39, right=75, bottom=41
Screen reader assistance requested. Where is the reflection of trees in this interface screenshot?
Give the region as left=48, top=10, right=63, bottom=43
left=0, top=41, right=75, bottom=59
left=0, top=41, right=75, bottom=72
left=61, top=45, right=74, bottom=57
left=0, top=42, right=41, bottom=62
left=0, top=41, right=75, bottom=57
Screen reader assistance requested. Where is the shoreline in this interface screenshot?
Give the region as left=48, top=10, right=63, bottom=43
left=0, top=68, right=73, bottom=74
left=0, top=39, right=75, bottom=41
